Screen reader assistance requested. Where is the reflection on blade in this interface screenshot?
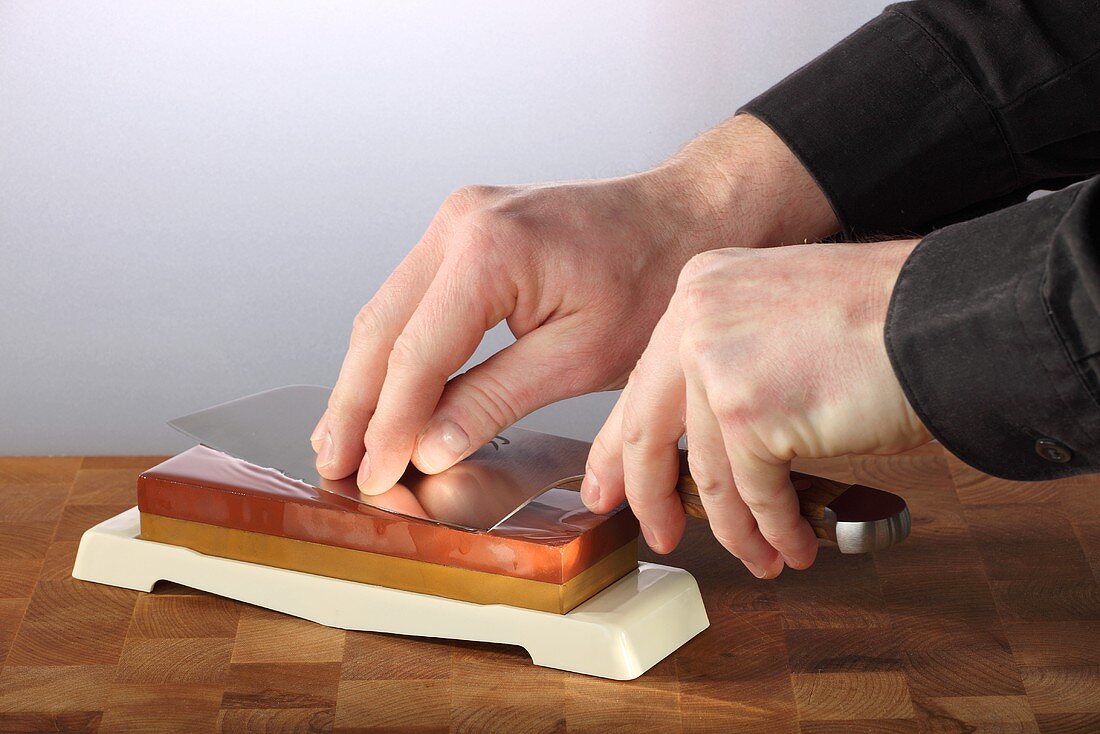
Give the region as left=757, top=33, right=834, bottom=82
left=168, top=385, right=332, bottom=490
left=167, top=385, right=591, bottom=532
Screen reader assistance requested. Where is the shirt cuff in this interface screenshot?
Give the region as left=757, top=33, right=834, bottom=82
left=884, top=182, right=1100, bottom=480
left=740, top=9, right=1017, bottom=238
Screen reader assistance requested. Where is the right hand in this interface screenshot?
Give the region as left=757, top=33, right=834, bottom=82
left=311, top=115, right=839, bottom=495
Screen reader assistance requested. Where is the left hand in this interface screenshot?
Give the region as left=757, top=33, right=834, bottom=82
left=582, top=240, right=931, bottom=578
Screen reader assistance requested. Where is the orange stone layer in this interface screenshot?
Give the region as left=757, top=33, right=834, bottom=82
left=139, top=513, right=638, bottom=613
left=137, top=445, right=639, bottom=585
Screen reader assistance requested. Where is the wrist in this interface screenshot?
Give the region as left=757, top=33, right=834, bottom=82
left=876, top=238, right=921, bottom=308
left=853, top=238, right=921, bottom=331
left=644, top=114, right=840, bottom=252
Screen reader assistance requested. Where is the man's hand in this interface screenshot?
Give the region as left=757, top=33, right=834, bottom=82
left=582, top=241, right=931, bottom=578
left=312, top=115, right=839, bottom=494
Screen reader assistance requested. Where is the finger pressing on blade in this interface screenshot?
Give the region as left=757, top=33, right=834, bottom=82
left=357, top=258, right=510, bottom=495
left=316, top=240, right=443, bottom=480
left=583, top=390, right=628, bottom=515
left=416, top=317, right=598, bottom=474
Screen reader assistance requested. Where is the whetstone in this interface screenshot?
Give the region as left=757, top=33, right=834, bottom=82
left=137, top=446, right=639, bottom=613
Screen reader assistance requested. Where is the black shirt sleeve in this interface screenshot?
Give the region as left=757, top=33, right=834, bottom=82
left=738, top=1, right=1100, bottom=479
left=887, top=179, right=1100, bottom=480
left=740, top=1, right=1100, bottom=238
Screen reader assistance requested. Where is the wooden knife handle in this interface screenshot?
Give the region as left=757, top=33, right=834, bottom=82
left=674, top=450, right=910, bottom=553
left=676, top=469, right=846, bottom=537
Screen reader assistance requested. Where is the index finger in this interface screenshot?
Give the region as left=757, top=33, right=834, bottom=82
left=315, top=187, right=479, bottom=480
left=355, top=255, right=507, bottom=494
left=315, top=243, right=441, bottom=480
left=589, top=303, right=687, bottom=553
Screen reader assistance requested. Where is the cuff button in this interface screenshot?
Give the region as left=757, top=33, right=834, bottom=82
left=1035, top=438, right=1072, bottom=463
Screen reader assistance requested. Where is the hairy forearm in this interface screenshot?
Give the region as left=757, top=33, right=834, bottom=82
left=641, top=113, right=839, bottom=251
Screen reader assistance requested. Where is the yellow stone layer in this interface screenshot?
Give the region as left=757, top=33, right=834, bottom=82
left=139, top=512, right=638, bottom=614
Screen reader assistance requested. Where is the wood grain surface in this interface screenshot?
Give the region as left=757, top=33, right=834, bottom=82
left=0, top=446, right=1098, bottom=733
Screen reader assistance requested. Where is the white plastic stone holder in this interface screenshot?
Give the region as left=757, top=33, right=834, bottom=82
left=73, top=507, right=709, bottom=680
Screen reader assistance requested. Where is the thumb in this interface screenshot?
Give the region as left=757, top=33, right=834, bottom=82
left=412, top=320, right=596, bottom=474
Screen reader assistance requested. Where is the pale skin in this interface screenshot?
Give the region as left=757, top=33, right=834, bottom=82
left=312, top=113, right=932, bottom=577
left=582, top=242, right=931, bottom=577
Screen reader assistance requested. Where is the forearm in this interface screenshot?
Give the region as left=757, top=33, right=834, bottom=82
left=637, top=114, right=840, bottom=254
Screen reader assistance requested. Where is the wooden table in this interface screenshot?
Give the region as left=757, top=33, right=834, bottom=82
left=1, top=446, right=1098, bottom=733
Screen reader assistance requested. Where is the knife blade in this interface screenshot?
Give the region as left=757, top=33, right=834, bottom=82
left=168, top=385, right=591, bottom=532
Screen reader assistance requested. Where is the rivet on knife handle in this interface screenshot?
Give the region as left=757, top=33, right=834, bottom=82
left=675, top=451, right=910, bottom=554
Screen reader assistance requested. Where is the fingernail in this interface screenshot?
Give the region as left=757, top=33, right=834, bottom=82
left=639, top=522, right=660, bottom=552
left=743, top=560, right=770, bottom=579
left=356, top=453, right=373, bottom=491
left=316, top=433, right=335, bottom=468
left=580, top=470, right=600, bottom=509
left=416, top=419, right=470, bottom=473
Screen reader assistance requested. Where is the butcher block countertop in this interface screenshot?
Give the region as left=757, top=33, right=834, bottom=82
left=1, top=445, right=1098, bottom=733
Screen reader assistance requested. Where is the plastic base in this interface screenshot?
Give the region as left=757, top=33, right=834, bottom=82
left=73, top=507, right=709, bottom=680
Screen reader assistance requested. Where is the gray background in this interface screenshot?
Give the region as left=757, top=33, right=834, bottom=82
left=1, top=0, right=882, bottom=455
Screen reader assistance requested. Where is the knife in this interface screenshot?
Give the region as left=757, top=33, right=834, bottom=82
left=169, top=385, right=910, bottom=552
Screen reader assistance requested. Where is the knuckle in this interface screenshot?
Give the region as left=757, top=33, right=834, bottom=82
left=678, top=248, right=753, bottom=290
left=621, top=428, right=647, bottom=452
left=619, top=405, right=651, bottom=451
left=678, top=249, right=740, bottom=288
left=712, top=393, right=756, bottom=430
left=678, top=251, right=714, bottom=285
left=454, top=225, right=494, bottom=262
left=350, top=303, right=385, bottom=348
left=445, top=185, right=493, bottom=213
left=755, top=511, right=805, bottom=546
left=680, top=279, right=711, bottom=315
left=467, top=207, right=531, bottom=246
left=685, top=459, right=724, bottom=499
left=764, top=436, right=799, bottom=462
left=452, top=373, right=522, bottom=432
left=759, top=526, right=802, bottom=551
left=755, top=518, right=787, bottom=542
left=387, top=334, right=425, bottom=371
left=679, top=324, right=717, bottom=370
left=689, top=475, right=724, bottom=500
left=741, top=489, right=786, bottom=517
left=325, top=391, right=360, bottom=421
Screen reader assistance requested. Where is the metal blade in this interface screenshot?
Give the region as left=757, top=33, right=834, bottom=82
left=168, top=385, right=331, bottom=489
left=167, top=385, right=589, bottom=532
